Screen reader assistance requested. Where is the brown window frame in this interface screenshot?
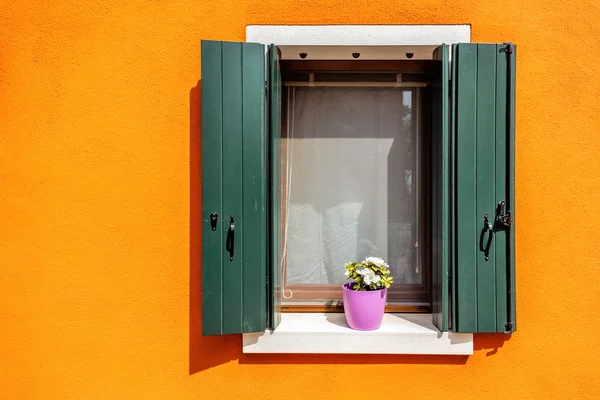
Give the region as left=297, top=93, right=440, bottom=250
left=279, top=60, right=433, bottom=313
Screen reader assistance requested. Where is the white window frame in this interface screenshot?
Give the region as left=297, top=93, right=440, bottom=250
left=247, top=24, right=470, bottom=46
left=244, top=25, right=472, bottom=355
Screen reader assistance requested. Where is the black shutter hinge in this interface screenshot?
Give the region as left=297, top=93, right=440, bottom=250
left=265, top=275, right=271, bottom=329
left=503, top=41, right=515, bottom=335
left=480, top=201, right=512, bottom=262
left=495, top=201, right=512, bottom=230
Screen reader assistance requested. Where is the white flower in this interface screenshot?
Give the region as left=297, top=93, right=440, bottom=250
left=345, top=270, right=350, bottom=277
left=360, top=268, right=380, bottom=286
left=365, top=256, right=389, bottom=270
left=365, top=257, right=386, bottom=267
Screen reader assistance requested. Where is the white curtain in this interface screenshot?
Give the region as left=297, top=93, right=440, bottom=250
left=283, top=86, right=420, bottom=287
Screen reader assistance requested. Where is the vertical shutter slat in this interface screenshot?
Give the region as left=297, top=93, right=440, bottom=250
left=242, top=43, right=267, bottom=332
left=508, top=45, right=517, bottom=333
left=494, top=44, right=509, bottom=330
left=431, top=45, right=449, bottom=332
left=221, top=42, right=244, bottom=334
left=201, top=40, right=224, bottom=336
left=454, top=44, right=478, bottom=333
left=475, top=44, right=498, bottom=332
left=450, top=44, right=458, bottom=332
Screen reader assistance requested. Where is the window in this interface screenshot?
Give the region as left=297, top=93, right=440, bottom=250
left=279, top=62, right=430, bottom=312
left=200, top=26, right=516, bottom=344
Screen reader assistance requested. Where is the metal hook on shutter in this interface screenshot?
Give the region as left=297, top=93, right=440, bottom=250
left=210, top=213, right=218, bottom=231
left=225, top=214, right=235, bottom=262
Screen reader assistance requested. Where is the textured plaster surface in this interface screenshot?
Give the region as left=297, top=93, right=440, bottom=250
left=1, top=1, right=600, bottom=399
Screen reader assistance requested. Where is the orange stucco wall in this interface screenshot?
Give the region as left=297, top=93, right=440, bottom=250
left=2, top=1, right=600, bottom=399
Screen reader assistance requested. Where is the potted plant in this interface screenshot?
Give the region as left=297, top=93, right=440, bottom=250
left=342, top=257, right=393, bottom=331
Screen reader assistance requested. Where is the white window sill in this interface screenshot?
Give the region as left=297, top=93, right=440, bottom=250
left=242, top=313, right=473, bottom=355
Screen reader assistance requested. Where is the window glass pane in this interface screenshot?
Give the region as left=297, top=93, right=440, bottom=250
left=282, top=86, right=420, bottom=303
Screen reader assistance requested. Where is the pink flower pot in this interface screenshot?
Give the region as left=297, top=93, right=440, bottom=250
left=342, top=283, right=387, bottom=330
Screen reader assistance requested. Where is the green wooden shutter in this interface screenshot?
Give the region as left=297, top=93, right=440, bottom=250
left=431, top=45, right=450, bottom=332
left=451, top=43, right=516, bottom=333
left=201, top=40, right=267, bottom=336
left=268, top=44, right=282, bottom=331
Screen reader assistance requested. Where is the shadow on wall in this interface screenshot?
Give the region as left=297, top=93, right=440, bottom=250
left=189, top=81, right=241, bottom=374
left=473, top=333, right=512, bottom=356
left=188, top=80, right=511, bottom=373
